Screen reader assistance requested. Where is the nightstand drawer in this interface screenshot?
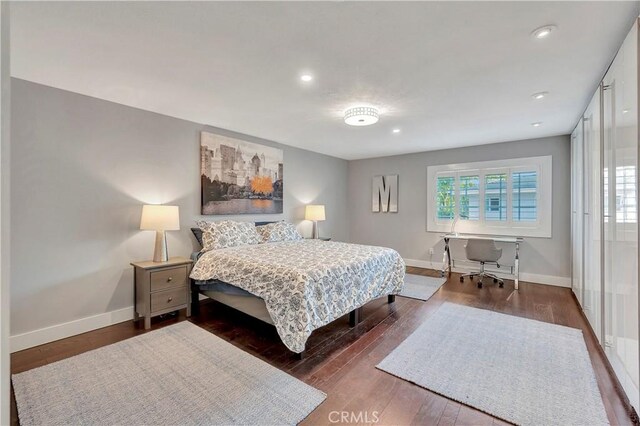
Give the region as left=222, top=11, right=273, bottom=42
left=150, top=267, right=187, bottom=292
left=150, top=287, right=187, bottom=312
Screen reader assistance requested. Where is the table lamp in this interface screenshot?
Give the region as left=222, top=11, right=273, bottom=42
left=140, top=205, right=180, bottom=262
left=305, top=204, right=325, bottom=239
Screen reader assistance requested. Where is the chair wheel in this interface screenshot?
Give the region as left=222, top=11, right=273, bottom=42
left=460, top=276, right=464, bottom=282
left=477, top=282, right=483, bottom=288
left=493, top=278, right=498, bottom=283
left=499, top=282, right=504, bottom=288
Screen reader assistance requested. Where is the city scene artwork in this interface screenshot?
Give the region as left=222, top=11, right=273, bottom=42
left=200, top=131, right=284, bottom=215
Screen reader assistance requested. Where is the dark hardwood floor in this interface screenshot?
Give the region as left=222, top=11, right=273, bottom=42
left=10, top=267, right=637, bottom=425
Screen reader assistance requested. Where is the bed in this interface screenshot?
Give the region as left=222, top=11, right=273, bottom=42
left=189, top=225, right=405, bottom=356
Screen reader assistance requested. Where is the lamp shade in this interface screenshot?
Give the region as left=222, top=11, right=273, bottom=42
left=305, top=205, right=326, bottom=221
left=140, top=205, right=180, bottom=231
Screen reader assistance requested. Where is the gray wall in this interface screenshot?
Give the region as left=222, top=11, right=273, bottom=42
left=348, top=135, right=571, bottom=281
left=0, top=3, right=10, bottom=423
left=10, top=77, right=571, bottom=340
left=10, top=78, right=349, bottom=336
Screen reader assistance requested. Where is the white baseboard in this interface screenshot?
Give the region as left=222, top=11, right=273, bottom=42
left=10, top=306, right=134, bottom=353
left=10, top=292, right=210, bottom=353
left=404, top=258, right=570, bottom=288
left=9, top=260, right=569, bottom=353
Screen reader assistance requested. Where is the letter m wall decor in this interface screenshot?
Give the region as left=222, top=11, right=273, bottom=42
left=372, top=175, right=398, bottom=213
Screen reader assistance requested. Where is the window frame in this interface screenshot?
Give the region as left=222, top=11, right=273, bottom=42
left=427, top=156, right=552, bottom=238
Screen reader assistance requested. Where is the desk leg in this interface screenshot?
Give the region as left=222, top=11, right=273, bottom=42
left=514, top=241, right=520, bottom=290
left=441, top=237, right=451, bottom=277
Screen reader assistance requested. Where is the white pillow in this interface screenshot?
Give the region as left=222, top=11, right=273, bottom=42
left=256, top=222, right=303, bottom=243
left=196, top=220, right=261, bottom=251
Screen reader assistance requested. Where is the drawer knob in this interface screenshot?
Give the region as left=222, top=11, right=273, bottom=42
left=167, top=297, right=173, bottom=303
left=167, top=277, right=173, bottom=282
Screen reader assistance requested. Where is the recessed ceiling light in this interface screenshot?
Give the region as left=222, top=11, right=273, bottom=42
left=531, top=25, right=557, bottom=39
left=532, top=91, right=549, bottom=100
left=300, top=74, right=313, bottom=82
left=344, top=106, right=379, bottom=126
left=392, top=128, right=401, bottom=134
left=531, top=122, right=542, bottom=127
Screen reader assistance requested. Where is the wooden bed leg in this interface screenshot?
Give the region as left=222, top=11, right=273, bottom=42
left=349, top=307, right=363, bottom=327
left=190, top=280, right=200, bottom=316
left=388, top=295, right=396, bottom=304
left=296, top=351, right=305, bottom=361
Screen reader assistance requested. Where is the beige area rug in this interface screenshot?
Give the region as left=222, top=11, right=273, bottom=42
left=377, top=302, right=609, bottom=426
left=399, top=273, right=446, bottom=301
left=13, top=321, right=326, bottom=426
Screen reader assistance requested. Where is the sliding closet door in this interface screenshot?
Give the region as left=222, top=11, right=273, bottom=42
left=571, top=123, right=584, bottom=307
left=583, top=86, right=603, bottom=344
left=603, top=21, right=639, bottom=412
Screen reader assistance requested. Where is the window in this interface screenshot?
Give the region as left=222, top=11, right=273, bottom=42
left=484, top=173, right=507, bottom=221
left=436, top=176, right=455, bottom=220
left=512, top=171, right=537, bottom=222
left=459, top=175, right=479, bottom=220
left=427, top=156, right=552, bottom=238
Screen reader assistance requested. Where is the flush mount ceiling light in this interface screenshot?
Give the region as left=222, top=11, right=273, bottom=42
left=392, top=128, right=401, bottom=134
left=531, top=25, right=557, bottom=39
left=300, top=74, right=313, bottom=82
left=532, top=91, right=549, bottom=100
left=344, top=106, right=379, bottom=126
left=531, top=122, right=542, bottom=127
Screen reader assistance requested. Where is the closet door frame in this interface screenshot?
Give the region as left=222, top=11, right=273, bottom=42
left=600, top=80, right=606, bottom=347
left=582, top=85, right=603, bottom=344
left=571, top=121, right=585, bottom=307
left=636, top=19, right=640, bottom=414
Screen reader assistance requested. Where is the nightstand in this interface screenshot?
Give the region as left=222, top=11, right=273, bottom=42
left=131, top=257, right=193, bottom=329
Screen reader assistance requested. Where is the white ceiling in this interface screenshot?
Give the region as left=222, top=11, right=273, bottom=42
left=10, top=1, right=640, bottom=160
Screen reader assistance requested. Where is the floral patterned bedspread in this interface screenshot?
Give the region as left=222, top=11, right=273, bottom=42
left=190, top=240, right=405, bottom=353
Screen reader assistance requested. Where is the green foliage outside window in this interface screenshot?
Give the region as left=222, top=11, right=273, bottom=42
left=437, top=177, right=455, bottom=219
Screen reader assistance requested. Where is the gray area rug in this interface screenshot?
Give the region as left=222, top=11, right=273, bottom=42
left=377, top=303, right=609, bottom=426
left=400, top=273, right=446, bottom=301
left=12, top=322, right=326, bottom=426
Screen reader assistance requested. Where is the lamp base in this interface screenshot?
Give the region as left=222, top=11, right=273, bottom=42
left=153, top=230, right=168, bottom=262
left=312, top=221, right=319, bottom=239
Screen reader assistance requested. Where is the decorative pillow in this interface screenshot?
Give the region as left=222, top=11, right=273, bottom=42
left=256, top=221, right=303, bottom=243
left=196, top=220, right=262, bottom=251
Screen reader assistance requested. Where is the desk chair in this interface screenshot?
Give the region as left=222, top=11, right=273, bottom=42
left=459, top=238, right=504, bottom=288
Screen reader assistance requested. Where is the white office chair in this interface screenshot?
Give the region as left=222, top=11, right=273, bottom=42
left=459, top=238, right=504, bottom=288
